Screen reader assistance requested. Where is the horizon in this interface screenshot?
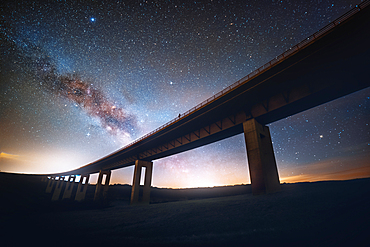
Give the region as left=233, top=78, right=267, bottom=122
left=2, top=170, right=370, bottom=190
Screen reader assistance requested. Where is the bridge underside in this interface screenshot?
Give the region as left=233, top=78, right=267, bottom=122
left=43, top=118, right=281, bottom=202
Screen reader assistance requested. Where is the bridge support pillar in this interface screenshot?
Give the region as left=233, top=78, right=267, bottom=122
left=62, top=175, right=76, bottom=200
left=52, top=176, right=66, bottom=201
left=243, top=119, right=280, bottom=195
left=45, top=176, right=56, bottom=193
left=75, top=174, right=90, bottom=202
left=131, top=160, right=153, bottom=205
left=94, top=170, right=111, bottom=201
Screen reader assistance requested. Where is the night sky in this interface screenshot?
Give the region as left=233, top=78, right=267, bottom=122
left=1, top=0, right=369, bottom=188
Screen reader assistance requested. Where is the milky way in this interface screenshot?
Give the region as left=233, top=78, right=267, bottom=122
left=35, top=56, right=137, bottom=139
left=6, top=41, right=138, bottom=141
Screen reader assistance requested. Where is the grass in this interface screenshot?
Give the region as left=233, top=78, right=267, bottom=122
left=1, top=173, right=369, bottom=246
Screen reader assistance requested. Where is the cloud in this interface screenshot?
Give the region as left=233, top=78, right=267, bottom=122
left=0, top=152, right=21, bottom=160
left=0, top=152, right=34, bottom=173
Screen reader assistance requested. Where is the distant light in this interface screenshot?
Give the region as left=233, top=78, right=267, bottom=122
left=90, top=17, right=95, bottom=22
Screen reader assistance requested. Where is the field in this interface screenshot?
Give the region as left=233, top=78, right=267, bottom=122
left=1, top=172, right=369, bottom=246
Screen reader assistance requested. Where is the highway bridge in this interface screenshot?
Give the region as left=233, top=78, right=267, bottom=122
left=43, top=1, right=370, bottom=204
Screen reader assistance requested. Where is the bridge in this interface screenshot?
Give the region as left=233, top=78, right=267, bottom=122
left=42, top=1, right=370, bottom=204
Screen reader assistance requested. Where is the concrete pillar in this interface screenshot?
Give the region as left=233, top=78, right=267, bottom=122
left=62, top=175, right=76, bottom=200
left=51, top=176, right=66, bottom=201
left=45, top=176, right=56, bottom=193
left=75, top=174, right=90, bottom=202
left=243, top=119, right=280, bottom=195
left=131, top=160, right=153, bottom=205
left=94, top=170, right=111, bottom=201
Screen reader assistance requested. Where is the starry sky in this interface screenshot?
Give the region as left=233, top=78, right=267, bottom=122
left=1, top=0, right=369, bottom=188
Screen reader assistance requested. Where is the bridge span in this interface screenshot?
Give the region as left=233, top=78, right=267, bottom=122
left=42, top=2, right=370, bottom=204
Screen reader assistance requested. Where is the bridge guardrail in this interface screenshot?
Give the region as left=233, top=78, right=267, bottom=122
left=120, top=1, right=369, bottom=151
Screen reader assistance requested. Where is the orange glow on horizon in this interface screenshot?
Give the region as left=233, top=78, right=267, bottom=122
left=1, top=150, right=369, bottom=189
left=279, top=155, right=370, bottom=184
left=280, top=167, right=370, bottom=183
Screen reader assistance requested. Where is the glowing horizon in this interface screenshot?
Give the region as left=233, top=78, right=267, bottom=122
left=2, top=148, right=369, bottom=189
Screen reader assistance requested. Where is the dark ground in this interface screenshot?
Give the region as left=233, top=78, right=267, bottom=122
left=0, top=172, right=369, bottom=247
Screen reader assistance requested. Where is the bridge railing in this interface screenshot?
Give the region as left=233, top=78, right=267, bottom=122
left=120, top=1, right=369, bottom=151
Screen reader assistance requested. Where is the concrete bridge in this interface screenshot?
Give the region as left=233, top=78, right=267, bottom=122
left=42, top=1, right=370, bottom=204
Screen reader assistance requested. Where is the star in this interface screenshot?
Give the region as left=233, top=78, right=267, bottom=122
left=1, top=0, right=368, bottom=187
